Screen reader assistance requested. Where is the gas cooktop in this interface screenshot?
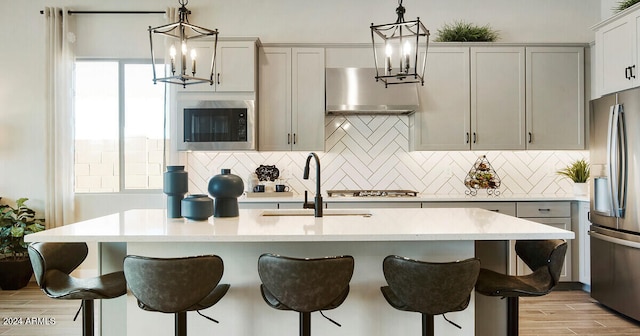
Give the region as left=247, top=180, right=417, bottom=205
left=326, top=190, right=418, bottom=197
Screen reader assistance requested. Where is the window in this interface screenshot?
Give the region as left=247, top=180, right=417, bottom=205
left=74, top=60, right=166, bottom=193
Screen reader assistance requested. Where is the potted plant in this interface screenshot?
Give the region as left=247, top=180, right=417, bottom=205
left=434, top=21, right=499, bottom=42
left=614, top=0, right=640, bottom=12
left=556, top=159, right=590, bottom=195
left=0, top=197, right=46, bottom=289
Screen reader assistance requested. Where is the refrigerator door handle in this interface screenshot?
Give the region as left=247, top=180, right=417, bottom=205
left=607, top=104, right=619, bottom=218
left=617, top=106, right=628, bottom=218
left=589, top=231, right=640, bottom=249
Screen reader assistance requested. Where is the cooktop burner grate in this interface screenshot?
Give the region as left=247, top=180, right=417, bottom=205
left=326, top=190, right=418, bottom=197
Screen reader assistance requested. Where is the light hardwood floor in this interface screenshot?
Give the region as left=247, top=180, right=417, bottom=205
left=1, top=284, right=639, bottom=335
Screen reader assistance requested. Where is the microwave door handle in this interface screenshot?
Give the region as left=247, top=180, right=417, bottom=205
left=607, top=104, right=619, bottom=218
left=617, top=106, right=628, bottom=217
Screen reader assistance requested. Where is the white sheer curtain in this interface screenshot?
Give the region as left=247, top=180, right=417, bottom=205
left=44, top=8, right=75, bottom=228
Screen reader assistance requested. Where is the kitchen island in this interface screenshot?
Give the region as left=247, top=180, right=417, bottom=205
left=26, top=208, right=574, bottom=336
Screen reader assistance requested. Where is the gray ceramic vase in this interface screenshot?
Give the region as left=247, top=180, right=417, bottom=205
left=208, top=169, right=244, bottom=217
left=163, top=165, right=188, bottom=218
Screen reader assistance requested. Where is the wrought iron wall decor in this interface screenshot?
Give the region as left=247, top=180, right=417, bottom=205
left=370, top=0, right=430, bottom=87
left=464, top=155, right=501, bottom=196
left=148, top=0, right=218, bottom=87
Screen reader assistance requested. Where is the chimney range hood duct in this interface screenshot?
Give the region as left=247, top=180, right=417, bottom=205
left=326, top=68, right=419, bottom=115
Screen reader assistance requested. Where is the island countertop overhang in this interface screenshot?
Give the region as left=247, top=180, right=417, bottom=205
left=25, top=208, right=575, bottom=243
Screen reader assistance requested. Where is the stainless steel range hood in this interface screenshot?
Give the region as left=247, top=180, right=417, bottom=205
left=326, top=68, right=419, bottom=115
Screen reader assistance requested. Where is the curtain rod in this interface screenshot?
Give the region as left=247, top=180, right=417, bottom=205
left=40, top=10, right=166, bottom=15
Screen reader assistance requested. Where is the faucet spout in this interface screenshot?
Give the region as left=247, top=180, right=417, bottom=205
left=303, top=152, right=323, bottom=217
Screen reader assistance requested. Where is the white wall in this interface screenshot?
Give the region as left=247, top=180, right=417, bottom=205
left=0, top=0, right=605, bottom=222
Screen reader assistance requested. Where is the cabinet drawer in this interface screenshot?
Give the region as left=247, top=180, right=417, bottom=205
left=516, top=201, right=570, bottom=218
left=421, top=202, right=516, bottom=217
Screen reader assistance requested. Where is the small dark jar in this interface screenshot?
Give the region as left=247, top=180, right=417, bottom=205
left=181, top=194, right=213, bottom=221
left=208, top=169, right=244, bottom=217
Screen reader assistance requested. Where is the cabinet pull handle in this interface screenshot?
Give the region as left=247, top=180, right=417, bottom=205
left=625, top=67, right=631, bottom=79
left=528, top=132, right=532, bottom=143
left=632, top=65, right=637, bottom=79
left=466, top=132, right=470, bottom=144
left=473, top=132, right=477, bottom=144
left=293, top=133, right=297, bottom=145
left=489, top=209, right=500, bottom=212
left=217, top=73, right=221, bottom=85
left=287, top=133, right=291, bottom=144
left=538, top=208, right=551, bottom=212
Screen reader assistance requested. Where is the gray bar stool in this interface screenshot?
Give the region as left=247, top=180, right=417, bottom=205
left=380, top=256, right=480, bottom=336
left=28, top=242, right=127, bottom=336
left=475, top=239, right=567, bottom=336
left=123, top=255, right=230, bottom=336
left=257, top=253, right=354, bottom=336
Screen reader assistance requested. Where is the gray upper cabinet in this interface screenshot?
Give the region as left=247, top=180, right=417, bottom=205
left=259, top=47, right=325, bottom=151
left=526, top=47, right=585, bottom=150
left=471, top=47, right=526, bottom=150
left=410, top=47, right=471, bottom=151
left=177, top=40, right=257, bottom=93
left=411, top=44, right=584, bottom=151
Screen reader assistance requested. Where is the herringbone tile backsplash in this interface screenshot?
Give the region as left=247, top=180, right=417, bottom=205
left=187, top=115, right=588, bottom=196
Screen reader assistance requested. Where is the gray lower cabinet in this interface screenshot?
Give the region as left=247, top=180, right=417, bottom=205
left=515, top=202, right=572, bottom=282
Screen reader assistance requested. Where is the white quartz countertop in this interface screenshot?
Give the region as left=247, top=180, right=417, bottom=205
left=239, top=193, right=589, bottom=203
left=25, top=208, right=574, bottom=243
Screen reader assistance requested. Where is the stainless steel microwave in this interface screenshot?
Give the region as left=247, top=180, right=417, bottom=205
left=177, top=100, right=256, bottom=151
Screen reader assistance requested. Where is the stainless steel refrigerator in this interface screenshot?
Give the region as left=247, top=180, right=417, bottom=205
left=590, top=88, right=640, bottom=321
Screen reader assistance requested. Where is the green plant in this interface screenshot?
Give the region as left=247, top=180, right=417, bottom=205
left=0, top=198, right=45, bottom=260
left=556, top=159, right=590, bottom=183
left=434, top=21, right=499, bottom=42
left=614, top=0, right=640, bottom=12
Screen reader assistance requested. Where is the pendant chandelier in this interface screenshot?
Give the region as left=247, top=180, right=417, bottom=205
left=148, top=0, right=218, bottom=87
left=370, top=0, right=430, bottom=88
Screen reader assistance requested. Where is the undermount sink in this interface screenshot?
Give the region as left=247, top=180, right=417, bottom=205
left=260, top=209, right=372, bottom=217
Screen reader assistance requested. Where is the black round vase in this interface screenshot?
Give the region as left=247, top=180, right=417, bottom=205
left=164, top=165, right=188, bottom=218
left=208, top=169, right=244, bottom=217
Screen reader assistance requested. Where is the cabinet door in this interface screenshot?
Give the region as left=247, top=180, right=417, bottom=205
left=578, top=201, right=591, bottom=285
left=291, top=48, right=325, bottom=151
left=471, top=47, right=526, bottom=150
left=216, top=41, right=256, bottom=92
left=516, top=217, right=572, bottom=282
left=526, top=47, right=585, bottom=150
left=411, top=47, right=471, bottom=151
left=597, top=18, right=634, bottom=95
left=258, top=47, right=292, bottom=151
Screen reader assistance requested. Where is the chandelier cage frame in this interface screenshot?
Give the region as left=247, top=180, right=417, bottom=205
left=370, top=0, right=430, bottom=87
left=148, top=0, right=219, bottom=87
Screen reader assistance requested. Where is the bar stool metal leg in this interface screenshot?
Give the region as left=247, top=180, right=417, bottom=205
left=300, top=312, right=311, bottom=336
left=507, top=297, right=519, bottom=336
left=176, top=312, right=187, bottom=336
left=422, top=314, right=434, bottom=336
left=82, top=300, right=94, bottom=336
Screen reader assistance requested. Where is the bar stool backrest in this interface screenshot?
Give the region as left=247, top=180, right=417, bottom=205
left=258, top=254, right=354, bottom=313
left=382, top=256, right=480, bottom=316
left=515, top=239, right=567, bottom=288
left=28, top=242, right=88, bottom=289
left=123, top=255, right=224, bottom=313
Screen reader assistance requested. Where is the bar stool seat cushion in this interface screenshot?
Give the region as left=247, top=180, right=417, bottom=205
left=40, top=269, right=127, bottom=300
left=28, top=242, right=127, bottom=301
left=475, top=239, right=567, bottom=298
left=258, top=254, right=354, bottom=313
left=475, top=269, right=553, bottom=297
left=124, top=255, right=229, bottom=314
left=380, top=257, right=480, bottom=316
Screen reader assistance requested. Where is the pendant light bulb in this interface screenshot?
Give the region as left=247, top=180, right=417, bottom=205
left=181, top=42, right=187, bottom=55
left=169, top=45, right=177, bottom=59
left=385, top=44, right=393, bottom=57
